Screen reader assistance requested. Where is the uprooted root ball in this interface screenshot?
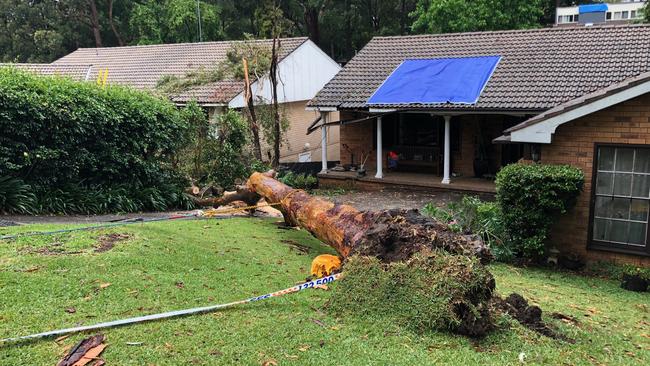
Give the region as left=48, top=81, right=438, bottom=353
left=327, top=251, right=496, bottom=337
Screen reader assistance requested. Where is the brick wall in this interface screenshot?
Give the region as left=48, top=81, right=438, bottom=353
left=541, top=93, right=650, bottom=266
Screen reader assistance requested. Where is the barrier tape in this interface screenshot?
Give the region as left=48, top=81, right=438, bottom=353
left=0, top=203, right=281, bottom=240
left=0, top=273, right=341, bottom=344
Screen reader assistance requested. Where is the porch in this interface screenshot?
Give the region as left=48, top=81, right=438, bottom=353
left=316, top=111, right=533, bottom=193
left=318, top=169, right=496, bottom=194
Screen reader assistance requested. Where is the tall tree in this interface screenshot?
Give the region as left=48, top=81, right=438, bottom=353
left=257, top=1, right=290, bottom=167
left=411, top=0, right=544, bottom=34
left=130, top=0, right=223, bottom=44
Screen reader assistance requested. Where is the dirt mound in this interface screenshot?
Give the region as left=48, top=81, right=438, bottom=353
left=492, top=293, right=574, bottom=342
left=354, top=209, right=492, bottom=264
left=94, top=233, right=131, bottom=253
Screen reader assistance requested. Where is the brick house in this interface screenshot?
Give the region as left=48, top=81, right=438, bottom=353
left=307, top=24, right=650, bottom=265
left=4, top=37, right=341, bottom=168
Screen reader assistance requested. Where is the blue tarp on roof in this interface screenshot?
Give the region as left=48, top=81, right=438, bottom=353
left=579, top=4, right=608, bottom=14
left=366, top=56, right=501, bottom=106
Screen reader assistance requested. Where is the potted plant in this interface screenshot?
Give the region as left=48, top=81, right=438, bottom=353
left=620, top=266, right=649, bottom=292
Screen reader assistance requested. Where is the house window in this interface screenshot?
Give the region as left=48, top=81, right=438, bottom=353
left=622, top=11, right=630, bottom=19
left=557, top=14, right=577, bottom=23
left=613, top=11, right=623, bottom=20
left=606, top=12, right=612, bottom=20
left=591, top=145, right=650, bottom=255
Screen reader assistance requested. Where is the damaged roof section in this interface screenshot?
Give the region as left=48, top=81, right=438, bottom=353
left=52, top=37, right=309, bottom=105
left=309, top=24, right=650, bottom=111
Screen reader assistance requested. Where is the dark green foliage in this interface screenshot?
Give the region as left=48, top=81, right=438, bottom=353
left=411, top=0, right=544, bottom=34
left=423, top=196, right=511, bottom=262
left=209, top=110, right=255, bottom=189
left=0, top=67, right=192, bottom=214
left=0, top=176, right=35, bottom=214
left=328, top=253, right=494, bottom=335
left=176, top=106, right=258, bottom=190
left=277, top=171, right=318, bottom=190
left=621, top=264, right=650, bottom=282
left=31, top=184, right=194, bottom=215
left=495, top=163, right=584, bottom=258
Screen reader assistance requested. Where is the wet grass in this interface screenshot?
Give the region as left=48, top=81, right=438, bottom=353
left=0, top=218, right=648, bottom=365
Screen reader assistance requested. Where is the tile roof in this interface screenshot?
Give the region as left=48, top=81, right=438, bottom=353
left=53, top=37, right=308, bottom=104
left=1, top=63, right=92, bottom=81
left=504, top=71, right=650, bottom=133
left=308, top=24, right=650, bottom=111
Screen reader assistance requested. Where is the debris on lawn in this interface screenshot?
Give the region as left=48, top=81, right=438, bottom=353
left=94, top=233, right=131, bottom=253
left=57, top=334, right=107, bottom=366
left=19, top=242, right=82, bottom=256
left=492, top=293, right=575, bottom=343
left=280, top=239, right=310, bottom=254
left=550, top=312, right=580, bottom=326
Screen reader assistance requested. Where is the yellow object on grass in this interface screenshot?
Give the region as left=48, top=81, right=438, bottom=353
left=311, top=254, right=342, bottom=277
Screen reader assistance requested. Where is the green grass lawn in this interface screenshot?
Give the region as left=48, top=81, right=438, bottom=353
left=0, top=218, right=648, bottom=365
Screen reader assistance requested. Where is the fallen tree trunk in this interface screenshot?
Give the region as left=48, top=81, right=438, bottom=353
left=189, top=184, right=261, bottom=209
left=210, top=172, right=571, bottom=339
left=246, top=171, right=492, bottom=263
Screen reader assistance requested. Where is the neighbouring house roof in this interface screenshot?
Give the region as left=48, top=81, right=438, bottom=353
left=497, top=71, right=650, bottom=143
left=308, top=24, right=650, bottom=111
left=52, top=37, right=309, bottom=104
left=1, top=63, right=92, bottom=81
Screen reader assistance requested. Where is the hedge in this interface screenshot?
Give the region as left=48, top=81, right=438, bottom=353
left=495, top=163, right=584, bottom=258
left=0, top=67, right=191, bottom=213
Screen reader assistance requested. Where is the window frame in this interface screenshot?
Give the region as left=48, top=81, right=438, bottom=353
left=588, top=143, right=650, bottom=256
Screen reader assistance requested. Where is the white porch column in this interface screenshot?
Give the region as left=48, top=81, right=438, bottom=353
left=320, top=112, right=328, bottom=173
left=375, top=116, right=383, bottom=179
left=441, top=115, right=451, bottom=184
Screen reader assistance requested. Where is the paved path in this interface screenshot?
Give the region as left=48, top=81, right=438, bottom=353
left=2, top=188, right=489, bottom=225
left=316, top=187, right=493, bottom=212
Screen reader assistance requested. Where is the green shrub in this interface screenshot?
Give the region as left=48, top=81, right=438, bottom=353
left=0, top=67, right=192, bottom=213
left=0, top=176, right=36, bottom=214
left=328, top=253, right=494, bottom=335
left=175, top=106, right=261, bottom=190
left=423, top=196, right=512, bottom=262
left=30, top=183, right=194, bottom=215
left=621, top=264, right=650, bottom=281
left=495, top=163, right=584, bottom=258
left=277, top=171, right=318, bottom=190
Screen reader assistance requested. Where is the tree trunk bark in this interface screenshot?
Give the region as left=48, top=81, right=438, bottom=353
left=270, top=37, right=281, bottom=168
left=87, top=0, right=103, bottom=47
left=245, top=171, right=492, bottom=262
left=108, top=0, right=125, bottom=46
left=242, top=58, right=263, bottom=162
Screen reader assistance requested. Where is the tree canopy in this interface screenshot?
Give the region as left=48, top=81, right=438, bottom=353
left=0, top=0, right=646, bottom=64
